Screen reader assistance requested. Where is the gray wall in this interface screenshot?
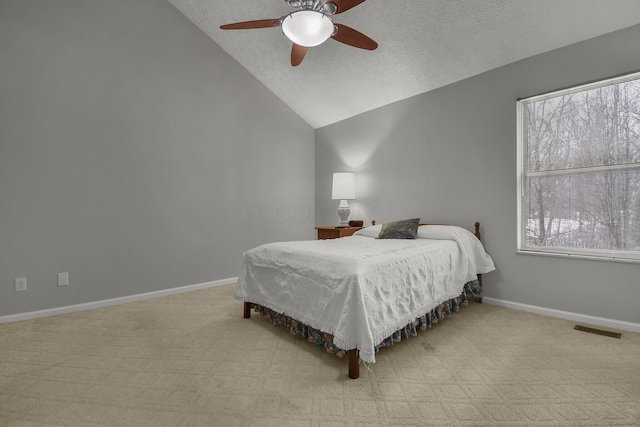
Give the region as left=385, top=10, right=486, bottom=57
left=0, top=0, right=315, bottom=317
left=316, top=24, right=640, bottom=324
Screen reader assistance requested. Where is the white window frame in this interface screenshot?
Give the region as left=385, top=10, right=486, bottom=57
left=517, top=71, right=640, bottom=263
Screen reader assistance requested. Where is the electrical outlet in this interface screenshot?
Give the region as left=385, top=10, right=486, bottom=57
left=58, top=272, right=69, bottom=286
left=15, top=277, right=27, bottom=292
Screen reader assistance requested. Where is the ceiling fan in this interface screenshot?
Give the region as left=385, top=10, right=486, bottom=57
left=220, top=0, right=378, bottom=67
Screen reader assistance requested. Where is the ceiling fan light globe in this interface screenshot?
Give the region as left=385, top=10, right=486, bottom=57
left=281, top=10, right=334, bottom=47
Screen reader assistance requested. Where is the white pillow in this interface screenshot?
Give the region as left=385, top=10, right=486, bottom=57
left=417, top=225, right=495, bottom=274
left=353, top=224, right=382, bottom=238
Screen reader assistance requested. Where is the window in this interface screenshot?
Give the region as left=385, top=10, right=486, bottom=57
left=517, top=71, right=640, bottom=262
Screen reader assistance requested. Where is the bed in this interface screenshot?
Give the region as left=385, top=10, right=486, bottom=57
left=235, top=220, right=495, bottom=379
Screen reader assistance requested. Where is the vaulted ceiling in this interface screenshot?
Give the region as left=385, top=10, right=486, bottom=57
left=168, top=0, right=640, bottom=129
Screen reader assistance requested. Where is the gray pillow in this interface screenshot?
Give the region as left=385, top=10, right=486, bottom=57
left=377, top=218, right=420, bottom=239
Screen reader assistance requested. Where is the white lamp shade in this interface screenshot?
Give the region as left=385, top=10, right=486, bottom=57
left=331, top=172, right=356, bottom=200
left=281, top=10, right=334, bottom=47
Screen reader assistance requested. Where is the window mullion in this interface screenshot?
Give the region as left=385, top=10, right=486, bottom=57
left=527, top=162, right=640, bottom=178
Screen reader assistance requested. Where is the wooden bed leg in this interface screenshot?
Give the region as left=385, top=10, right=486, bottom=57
left=348, top=349, right=360, bottom=379
left=474, top=222, right=483, bottom=304
left=243, top=302, right=251, bottom=318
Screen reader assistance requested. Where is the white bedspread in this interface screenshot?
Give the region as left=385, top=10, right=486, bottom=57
left=235, top=225, right=495, bottom=363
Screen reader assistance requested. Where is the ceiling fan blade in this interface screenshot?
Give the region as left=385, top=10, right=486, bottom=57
left=220, top=19, right=280, bottom=30
left=331, top=23, right=377, bottom=50
left=291, top=43, right=308, bottom=67
left=324, top=0, right=366, bottom=14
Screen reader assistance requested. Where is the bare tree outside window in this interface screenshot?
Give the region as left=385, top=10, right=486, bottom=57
left=517, top=72, right=640, bottom=261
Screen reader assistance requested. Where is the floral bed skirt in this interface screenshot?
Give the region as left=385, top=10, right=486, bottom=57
left=249, top=280, right=483, bottom=359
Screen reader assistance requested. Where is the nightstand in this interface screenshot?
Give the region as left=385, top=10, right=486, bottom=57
left=315, top=226, right=363, bottom=240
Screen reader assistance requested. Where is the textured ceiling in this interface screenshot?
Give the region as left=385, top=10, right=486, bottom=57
left=168, top=0, right=640, bottom=129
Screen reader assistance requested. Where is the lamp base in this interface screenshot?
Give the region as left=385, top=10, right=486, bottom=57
left=337, top=200, right=350, bottom=225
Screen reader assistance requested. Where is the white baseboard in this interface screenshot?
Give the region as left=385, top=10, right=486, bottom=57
left=5, top=283, right=638, bottom=335
left=0, top=277, right=237, bottom=324
left=483, top=297, right=640, bottom=334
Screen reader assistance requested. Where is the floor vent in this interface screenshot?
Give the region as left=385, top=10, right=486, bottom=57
left=574, top=325, right=621, bottom=339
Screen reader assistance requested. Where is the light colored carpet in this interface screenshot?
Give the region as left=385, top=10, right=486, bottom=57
left=1, top=284, right=639, bottom=427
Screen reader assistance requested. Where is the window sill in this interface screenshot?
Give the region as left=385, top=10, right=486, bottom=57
left=517, top=249, right=640, bottom=264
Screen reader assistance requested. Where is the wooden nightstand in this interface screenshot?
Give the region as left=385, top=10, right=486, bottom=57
left=315, top=226, right=363, bottom=240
